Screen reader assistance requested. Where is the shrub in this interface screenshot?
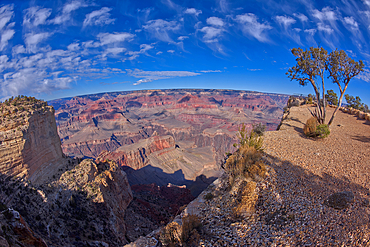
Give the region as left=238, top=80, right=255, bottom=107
left=252, top=123, right=266, bottom=136
left=234, top=123, right=264, bottom=151
left=316, top=124, right=330, bottom=138
left=224, top=146, right=266, bottom=181
left=204, top=192, right=214, bottom=200
left=303, top=117, right=318, bottom=137
left=306, top=96, right=313, bottom=104
left=303, top=117, right=330, bottom=138
left=160, top=214, right=202, bottom=246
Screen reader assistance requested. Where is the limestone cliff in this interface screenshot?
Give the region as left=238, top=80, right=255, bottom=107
left=0, top=96, right=64, bottom=184
left=0, top=96, right=133, bottom=246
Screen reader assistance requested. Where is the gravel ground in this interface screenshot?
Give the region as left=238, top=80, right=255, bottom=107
left=196, top=106, right=370, bottom=246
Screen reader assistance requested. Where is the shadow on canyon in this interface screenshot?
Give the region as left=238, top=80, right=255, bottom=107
left=122, top=165, right=218, bottom=197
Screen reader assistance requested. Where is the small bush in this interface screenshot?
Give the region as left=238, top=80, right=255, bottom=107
left=160, top=214, right=202, bottom=246
left=252, top=123, right=266, bottom=136
left=234, top=123, right=264, bottom=151
left=304, top=117, right=330, bottom=138
left=303, top=117, right=318, bottom=137
left=316, top=124, right=330, bottom=138
left=204, top=192, right=214, bottom=200
left=224, top=146, right=266, bottom=181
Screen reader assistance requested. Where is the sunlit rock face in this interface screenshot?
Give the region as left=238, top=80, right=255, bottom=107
left=0, top=98, right=64, bottom=184
left=49, top=89, right=289, bottom=191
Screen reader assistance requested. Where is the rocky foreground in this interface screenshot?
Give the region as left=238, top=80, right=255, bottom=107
left=128, top=105, right=370, bottom=246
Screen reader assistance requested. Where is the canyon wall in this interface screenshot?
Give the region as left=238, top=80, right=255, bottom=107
left=0, top=100, right=64, bottom=184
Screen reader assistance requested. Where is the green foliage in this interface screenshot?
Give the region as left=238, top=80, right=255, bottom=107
left=345, top=94, right=369, bottom=112
left=233, top=123, right=264, bottom=151
left=303, top=117, right=330, bottom=138
left=316, top=124, right=330, bottom=138
left=252, top=123, right=266, bottom=136
left=287, top=46, right=364, bottom=126
left=326, top=90, right=338, bottom=105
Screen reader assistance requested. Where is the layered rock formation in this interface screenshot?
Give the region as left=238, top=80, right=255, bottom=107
left=0, top=97, right=64, bottom=184
left=0, top=96, right=133, bottom=246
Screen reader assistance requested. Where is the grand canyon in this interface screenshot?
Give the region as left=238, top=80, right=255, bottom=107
left=50, top=89, right=288, bottom=191
left=0, top=89, right=289, bottom=245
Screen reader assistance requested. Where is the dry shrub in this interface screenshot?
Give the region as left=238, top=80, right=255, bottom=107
left=303, top=117, right=318, bottom=137
left=181, top=214, right=202, bottom=243
left=160, top=214, right=202, bottom=246
left=224, top=146, right=266, bottom=182
left=234, top=181, right=258, bottom=218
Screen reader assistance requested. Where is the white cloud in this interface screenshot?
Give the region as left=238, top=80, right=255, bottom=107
left=344, top=16, right=359, bottom=31
left=206, top=17, right=224, bottom=27
left=50, top=0, right=88, bottom=24
left=133, top=78, right=153, bottom=85
left=97, top=32, right=134, bottom=45
left=200, top=26, right=223, bottom=42
left=83, top=7, right=115, bottom=27
left=156, top=51, right=163, bottom=55
left=23, top=7, right=52, bottom=27
left=184, top=8, right=202, bottom=16
left=125, top=44, right=153, bottom=60
left=317, top=23, right=334, bottom=33
left=67, top=42, right=80, bottom=51
left=312, top=7, right=337, bottom=22
left=167, top=50, right=175, bottom=53
left=304, top=29, right=316, bottom=35
left=235, top=13, right=272, bottom=42
left=275, top=15, right=296, bottom=29
left=200, top=70, right=222, bottom=73
left=293, top=13, right=308, bottom=22
left=24, top=32, right=52, bottom=53
left=12, top=45, right=26, bottom=54
left=143, top=19, right=181, bottom=43
left=0, top=29, right=15, bottom=51
left=357, top=68, right=370, bottom=82
left=178, top=36, right=188, bottom=41
left=0, top=4, right=14, bottom=30
left=126, top=69, right=201, bottom=85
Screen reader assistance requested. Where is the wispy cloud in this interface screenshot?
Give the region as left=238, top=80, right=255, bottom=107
left=343, top=16, right=359, bottom=31
left=126, top=69, right=201, bottom=85
left=125, top=44, right=153, bottom=60
left=235, top=13, right=272, bottom=42
left=24, top=32, right=53, bottom=53
left=83, top=7, right=115, bottom=27
left=200, top=70, right=222, bottom=73
left=184, top=8, right=202, bottom=16
left=50, top=0, right=88, bottom=25
left=317, top=23, right=334, bottom=34
left=200, top=26, right=223, bottom=42
left=293, top=13, right=308, bottom=22
left=143, top=19, right=181, bottom=43
left=312, top=7, right=338, bottom=22
left=0, top=4, right=15, bottom=51
left=23, top=7, right=52, bottom=27
left=275, top=15, right=296, bottom=30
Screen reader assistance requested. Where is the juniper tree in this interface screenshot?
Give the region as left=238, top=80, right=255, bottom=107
left=287, top=47, right=364, bottom=127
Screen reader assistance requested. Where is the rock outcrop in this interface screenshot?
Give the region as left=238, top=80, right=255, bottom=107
left=0, top=96, right=64, bottom=184
left=0, top=96, right=133, bottom=246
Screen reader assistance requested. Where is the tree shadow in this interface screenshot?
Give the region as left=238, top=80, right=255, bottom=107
left=261, top=153, right=370, bottom=243
left=351, top=135, right=370, bottom=143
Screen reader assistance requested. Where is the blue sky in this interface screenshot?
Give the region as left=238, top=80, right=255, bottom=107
left=1, top=0, right=370, bottom=105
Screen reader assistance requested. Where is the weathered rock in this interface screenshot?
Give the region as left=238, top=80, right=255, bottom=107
left=324, top=191, right=355, bottom=209
left=0, top=99, right=64, bottom=184
left=0, top=207, right=47, bottom=247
